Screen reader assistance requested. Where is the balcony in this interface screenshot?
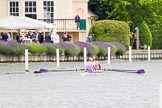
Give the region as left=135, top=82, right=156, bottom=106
left=38, top=19, right=86, bottom=31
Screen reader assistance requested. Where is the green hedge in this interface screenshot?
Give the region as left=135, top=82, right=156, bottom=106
left=25, top=43, right=47, bottom=54
left=73, top=41, right=100, bottom=57
left=0, top=41, right=127, bottom=58
left=89, top=20, right=131, bottom=47
left=42, top=43, right=57, bottom=55
left=0, top=41, right=25, bottom=56
left=149, top=25, right=162, bottom=49
left=54, top=42, right=81, bottom=57
left=139, top=21, right=152, bottom=47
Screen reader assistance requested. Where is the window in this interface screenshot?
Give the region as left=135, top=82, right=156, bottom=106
left=43, top=0, right=54, bottom=23
left=25, top=0, right=37, bottom=19
left=9, top=1, right=19, bottom=16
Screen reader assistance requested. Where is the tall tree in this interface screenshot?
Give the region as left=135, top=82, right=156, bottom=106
left=88, top=0, right=162, bottom=30
left=88, top=0, right=116, bottom=20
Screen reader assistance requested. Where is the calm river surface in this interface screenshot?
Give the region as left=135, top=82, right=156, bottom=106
left=0, top=60, right=162, bottom=108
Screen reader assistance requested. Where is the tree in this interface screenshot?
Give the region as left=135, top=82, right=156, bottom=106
left=88, top=0, right=162, bottom=48
left=88, top=0, right=116, bottom=20
left=139, top=21, right=152, bottom=47
left=88, top=0, right=162, bottom=30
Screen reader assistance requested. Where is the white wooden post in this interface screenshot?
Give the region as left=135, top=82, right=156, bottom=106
left=107, top=47, right=110, bottom=64
left=56, top=49, right=60, bottom=68
left=25, top=49, right=29, bottom=71
left=84, top=47, right=87, bottom=66
left=135, top=27, right=139, bottom=49
left=160, top=84, right=162, bottom=108
left=129, top=46, right=132, bottom=63
left=148, top=46, right=150, bottom=61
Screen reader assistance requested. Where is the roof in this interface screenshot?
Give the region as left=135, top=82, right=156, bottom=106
left=88, top=10, right=98, bottom=19
left=0, top=16, right=54, bottom=29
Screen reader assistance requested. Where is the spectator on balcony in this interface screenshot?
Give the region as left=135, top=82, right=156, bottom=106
left=75, top=14, right=80, bottom=30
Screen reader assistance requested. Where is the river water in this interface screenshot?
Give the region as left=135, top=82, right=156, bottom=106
left=0, top=60, right=162, bottom=108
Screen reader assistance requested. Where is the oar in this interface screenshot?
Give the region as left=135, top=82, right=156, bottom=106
left=105, top=69, right=145, bottom=74
left=34, top=68, right=81, bottom=74
left=34, top=68, right=145, bottom=74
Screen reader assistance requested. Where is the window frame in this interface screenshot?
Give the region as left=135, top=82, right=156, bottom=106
left=8, top=0, right=20, bottom=16
left=43, top=0, right=55, bottom=23
left=25, top=0, right=37, bottom=19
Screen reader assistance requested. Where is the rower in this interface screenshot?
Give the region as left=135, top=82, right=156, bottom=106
left=85, top=57, right=95, bottom=73
left=93, top=57, right=101, bottom=71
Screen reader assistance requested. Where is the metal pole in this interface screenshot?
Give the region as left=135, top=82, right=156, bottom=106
left=84, top=47, right=87, bottom=66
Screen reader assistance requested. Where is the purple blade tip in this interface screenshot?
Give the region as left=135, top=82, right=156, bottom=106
left=40, top=69, right=48, bottom=72
left=137, top=69, right=145, bottom=74
left=34, top=71, right=42, bottom=74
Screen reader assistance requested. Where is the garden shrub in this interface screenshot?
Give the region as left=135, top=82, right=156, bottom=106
left=89, top=20, right=131, bottom=47
left=0, top=40, right=127, bottom=60
left=64, top=48, right=74, bottom=57
left=6, top=41, right=25, bottom=56
left=73, top=41, right=99, bottom=57
left=149, top=24, right=162, bottom=49
left=96, top=48, right=106, bottom=57
left=25, top=43, right=47, bottom=54
left=92, top=41, right=117, bottom=56
left=138, top=21, right=152, bottom=47
left=0, top=41, right=13, bottom=55
left=115, top=48, right=125, bottom=56
left=0, top=41, right=25, bottom=56
left=110, top=42, right=127, bottom=55
left=77, top=49, right=84, bottom=57
left=90, top=43, right=100, bottom=56
left=55, top=42, right=80, bottom=57
left=42, top=43, right=57, bottom=55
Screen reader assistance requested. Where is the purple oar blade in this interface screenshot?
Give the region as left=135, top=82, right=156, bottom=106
left=137, top=69, right=145, bottom=74
left=40, top=69, right=48, bottom=72
left=34, top=71, right=42, bottom=74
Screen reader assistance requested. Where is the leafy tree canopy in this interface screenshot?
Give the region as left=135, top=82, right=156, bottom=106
left=88, top=0, right=162, bottom=31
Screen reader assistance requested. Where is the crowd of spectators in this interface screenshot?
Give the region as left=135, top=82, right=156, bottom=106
left=0, top=31, right=73, bottom=44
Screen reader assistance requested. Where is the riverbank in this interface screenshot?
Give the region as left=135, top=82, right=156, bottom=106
left=0, top=49, right=162, bottom=62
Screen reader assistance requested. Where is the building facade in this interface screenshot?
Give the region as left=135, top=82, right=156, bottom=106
left=0, top=0, right=96, bottom=42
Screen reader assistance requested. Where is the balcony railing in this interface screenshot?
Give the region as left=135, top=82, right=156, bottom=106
left=38, top=19, right=86, bottom=31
